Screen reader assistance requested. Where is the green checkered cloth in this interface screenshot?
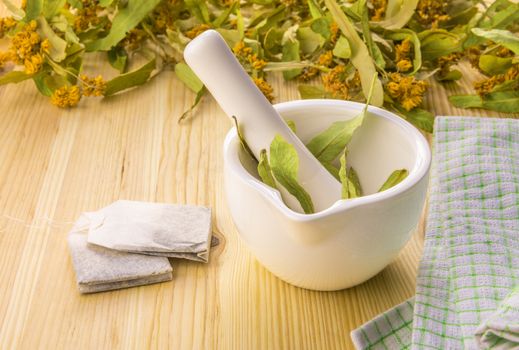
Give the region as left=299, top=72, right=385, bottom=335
left=351, top=116, right=519, bottom=349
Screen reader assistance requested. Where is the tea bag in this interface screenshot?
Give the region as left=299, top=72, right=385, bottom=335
left=87, top=200, right=214, bottom=263
left=68, top=215, right=173, bottom=294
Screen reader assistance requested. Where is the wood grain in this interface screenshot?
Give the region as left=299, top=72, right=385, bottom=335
left=0, top=8, right=517, bottom=349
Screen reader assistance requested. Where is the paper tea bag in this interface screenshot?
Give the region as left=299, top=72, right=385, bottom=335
left=68, top=215, right=173, bottom=294
left=87, top=200, right=214, bottom=262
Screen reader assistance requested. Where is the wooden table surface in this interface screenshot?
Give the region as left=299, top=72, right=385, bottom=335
left=1, top=13, right=517, bottom=350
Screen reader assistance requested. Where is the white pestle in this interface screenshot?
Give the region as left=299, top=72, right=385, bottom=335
left=183, top=30, right=341, bottom=213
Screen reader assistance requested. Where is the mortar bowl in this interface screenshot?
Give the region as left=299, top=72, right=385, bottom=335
left=223, top=99, right=431, bottom=291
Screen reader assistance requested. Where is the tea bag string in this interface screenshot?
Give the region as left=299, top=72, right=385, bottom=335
left=0, top=213, right=76, bottom=232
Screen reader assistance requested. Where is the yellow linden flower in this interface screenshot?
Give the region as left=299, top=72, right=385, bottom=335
left=322, top=65, right=358, bottom=100
left=396, top=59, right=412, bottom=72
left=24, top=53, right=43, bottom=74
left=81, top=74, right=107, bottom=97
left=386, top=73, right=428, bottom=111
left=416, top=0, right=449, bottom=28
left=253, top=77, right=274, bottom=103
left=0, top=17, right=17, bottom=38
left=370, top=0, right=387, bottom=21
left=51, top=86, right=82, bottom=108
left=329, top=22, right=339, bottom=44
left=185, top=24, right=211, bottom=39
left=474, top=65, right=518, bottom=96
left=7, top=20, right=49, bottom=75
left=0, top=51, right=10, bottom=69
left=40, top=39, right=51, bottom=54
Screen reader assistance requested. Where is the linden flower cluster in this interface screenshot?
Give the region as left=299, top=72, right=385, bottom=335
left=3, top=20, right=50, bottom=74
left=233, top=41, right=273, bottom=101
left=233, top=41, right=267, bottom=71
left=322, top=65, right=361, bottom=100
left=395, top=39, right=413, bottom=73
left=474, top=65, right=519, bottom=96
left=50, top=75, right=107, bottom=108
left=386, top=73, right=428, bottom=111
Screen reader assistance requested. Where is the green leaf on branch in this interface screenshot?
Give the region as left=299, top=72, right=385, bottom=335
left=270, top=135, right=315, bottom=214
left=104, top=59, right=156, bottom=96
left=324, top=0, right=384, bottom=106
left=85, top=0, right=162, bottom=51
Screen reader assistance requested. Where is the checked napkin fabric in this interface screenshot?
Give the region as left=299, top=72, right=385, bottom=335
left=351, top=117, right=519, bottom=349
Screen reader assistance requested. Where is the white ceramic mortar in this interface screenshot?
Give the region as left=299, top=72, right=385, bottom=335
left=223, top=99, right=431, bottom=291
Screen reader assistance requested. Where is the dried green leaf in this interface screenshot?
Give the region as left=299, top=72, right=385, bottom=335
left=471, top=28, right=519, bottom=55
left=310, top=17, right=331, bottom=39
left=0, top=71, right=32, bottom=85
left=298, top=84, right=332, bottom=99
left=37, top=17, right=67, bottom=62
left=98, top=0, right=115, bottom=7
left=378, top=169, right=408, bottom=192
left=24, top=0, right=43, bottom=21
left=85, top=0, right=161, bottom=51
left=348, top=166, right=362, bottom=196
left=264, top=61, right=316, bottom=71
left=270, top=134, right=314, bottom=214
left=286, top=119, right=296, bottom=133
left=185, top=0, right=210, bottom=23
left=174, top=62, right=204, bottom=93
left=478, top=55, right=512, bottom=76
left=359, top=0, right=385, bottom=69
left=213, top=2, right=238, bottom=28
left=419, top=30, right=461, bottom=61
left=179, top=87, right=206, bottom=122
left=43, top=0, right=65, bottom=19
left=297, top=27, right=325, bottom=55
left=257, top=149, right=278, bottom=189
left=375, top=0, right=418, bottom=29
left=33, top=71, right=67, bottom=95
left=108, top=46, right=128, bottom=73
left=323, top=0, right=384, bottom=106
left=339, top=149, right=360, bottom=199
left=307, top=0, right=323, bottom=19
left=395, top=106, right=434, bottom=133
left=2, top=0, right=25, bottom=19
left=332, top=36, right=351, bottom=59
left=306, top=73, right=377, bottom=163
left=281, top=39, right=301, bottom=80
left=449, top=91, right=519, bottom=113
left=436, top=69, right=462, bottom=81
left=232, top=116, right=257, bottom=161
left=104, top=59, right=156, bottom=96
